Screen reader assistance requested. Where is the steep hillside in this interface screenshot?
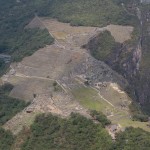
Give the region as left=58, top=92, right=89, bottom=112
left=21, top=113, right=112, bottom=150
left=0, top=0, right=150, bottom=149
left=0, top=84, right=28, bottom=126
left=86, top=1, right=150, bottom=115
left=0, top=0, right=54, bottom=75
left=0, top=0, right=138, bottom=76
left=1, top=113, right=150, bottom=150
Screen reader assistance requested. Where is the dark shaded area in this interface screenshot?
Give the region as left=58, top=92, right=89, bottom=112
left=0, top=84, right=29, bottom=125
left=86, top=31, right=121, bottom=62
left=90, top=110, right=111, bottom=127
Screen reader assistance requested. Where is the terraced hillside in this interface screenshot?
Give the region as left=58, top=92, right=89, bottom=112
left=1, top=18, right=150, bottom=134
left=0, top=1, right=150, bottom=150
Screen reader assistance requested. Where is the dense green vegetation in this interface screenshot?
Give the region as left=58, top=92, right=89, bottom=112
left=0, top=84, right=29, bottom=125
left=10, top=29, right=54, bottom=62
left=0, top=112, right=150, bottom=150
left=21, top=113, right=150, bottom=150
left=0, top=0, right=53, bottom=55
left=22, top=113, right=113, bottom=150
left=0, top=0, right=54, bottom=75
left=0, top=59, right=10, bottom=76
left=33, top=0, right=138, bottom=27
left=111, top=127, right=150, bottom=150
left=87, top=31, right=120, bottom=61
left=90, top=110, right=111, bottom=127
left=0, top=128, right=14, bottom=150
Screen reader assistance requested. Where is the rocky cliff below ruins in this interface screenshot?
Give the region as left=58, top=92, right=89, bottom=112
left=87, top=1, right=150, bottom=114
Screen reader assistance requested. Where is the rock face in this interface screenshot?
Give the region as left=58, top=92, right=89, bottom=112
left=105, top=42, right=141, bottom=77
left=113, top=3, right=150, bottom=108
left=105, top=41, right=143, bottom=100
left=141, top=0, right=150, bottom=4
left=86, top=2, right=150, bottom=113
left=87, top=35, right=140, bottom=96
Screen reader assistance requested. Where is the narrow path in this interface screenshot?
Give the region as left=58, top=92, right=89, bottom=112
left=90, top=86, right=115, bottom=107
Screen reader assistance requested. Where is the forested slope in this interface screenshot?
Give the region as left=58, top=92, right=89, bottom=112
left=0, top=113, right=150, bottom=150
left=0, top=0, right=54, bottom=75
left=0, top=0, right=138, bottom=76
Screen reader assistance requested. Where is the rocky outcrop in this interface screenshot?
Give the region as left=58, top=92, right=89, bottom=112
left=105, top=41, right=141, bottom=78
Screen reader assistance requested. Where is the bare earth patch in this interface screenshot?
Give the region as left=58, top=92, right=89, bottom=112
left=106, top=24, right=134, bottom=43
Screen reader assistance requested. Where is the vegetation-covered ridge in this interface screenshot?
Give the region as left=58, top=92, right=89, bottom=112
left=112, top=127, right=150, bottom=150
left=0, top=0, right=138, bottom=56
left=86, top=30, right=120, bottom=61
left=0, top=83, right=29, bottom=125
left=0, top=0, right=54, bottom=75
left=21, top=113, right=150, bottom=150
left=29, top=0, right=139, bottom=27
left=22, top=113, right=112, bottom=150
left=0, top=113, right=150, bottom=150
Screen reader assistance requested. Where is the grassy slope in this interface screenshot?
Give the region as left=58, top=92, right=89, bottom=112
left=71, top=85, right=150, bottom=132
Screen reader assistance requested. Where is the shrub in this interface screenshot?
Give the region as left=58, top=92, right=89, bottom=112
left=90, top=110, right=111, bottom=127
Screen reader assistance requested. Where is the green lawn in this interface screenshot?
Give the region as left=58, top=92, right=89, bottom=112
left=71, top=85, right=150, bottom=132
left=71, top=87, right=114, bottom=112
